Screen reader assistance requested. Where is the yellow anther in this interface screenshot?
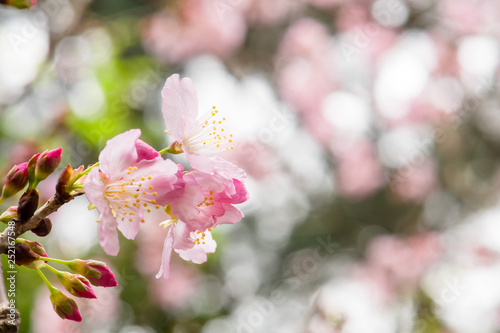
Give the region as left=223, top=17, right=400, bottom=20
left=208, top=228, right=213, bottom=231
left=147, top=209, right=151, bottom=213
left=155, top=205, right=160, bottom=209
left=149, top=186, right=153, bottom=190
left=141, top=177, right=145, bottom=181
left=151, top=199, right=156, bottom=204
left=153, top=192, right=157, bottom=196
left=148, top=176, right=152, bottom=180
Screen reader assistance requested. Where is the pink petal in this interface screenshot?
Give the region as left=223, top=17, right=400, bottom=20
left=176, top=232, right=217, bottom=264
left=99, top=129, right=142, bottom=178
left=135, top=139, right=160, bottom=161
left=98, top=207, right=120, bottom=256
left=172, top=221, right=196, bottom=251
left=156, top=227, right=174, bottom=279
left=161, top=74, right=199, bottom=141
left=83, top=168, right=108, bottom=213
left=186, top=153, right=214, bottom=173
left=215, top=204, right=244, bottom=225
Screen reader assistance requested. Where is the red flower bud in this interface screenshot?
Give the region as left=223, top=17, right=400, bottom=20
left=1, top=163, right=28, bottom=199
left=1, top=0, right=37, bottom=9
left=56, top=272, right=96, bottom=299
left=49, top=288, right=82, bottom=322
left=66, top=260, right=118, bottom=287
left=35, top=148, right=62, bottom=182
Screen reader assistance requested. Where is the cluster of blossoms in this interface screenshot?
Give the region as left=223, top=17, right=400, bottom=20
left=0, top=73, right=245, bottom=326
left=83, top=73, right=248, bottom=279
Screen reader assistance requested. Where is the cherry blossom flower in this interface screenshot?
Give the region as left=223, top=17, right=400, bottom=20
left=156, top=157, right=248, bottom=279
left=142, top=0, right=247, bottom=64
left=161, top=74, right=235, bottom=173
left=84, top=129, right=184, bottom=255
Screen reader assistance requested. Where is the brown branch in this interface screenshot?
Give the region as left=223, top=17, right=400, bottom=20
left=0, top=192, right=78, bottom=332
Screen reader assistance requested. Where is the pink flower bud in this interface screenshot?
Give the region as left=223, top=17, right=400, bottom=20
left=27, top=153, right=40, bottom=187
left=56, top=272, right=96, bottom=299
left=49, top=288, right=82, bottom=322
left=35, top=148, right=62, bottom=182
left=0, top=206, right=17, bottom=223
left=66, top=260, right=118, bottom=287
left=1, top=162, right=28, bottom=199
left=3, top=0, right=36, bottom=9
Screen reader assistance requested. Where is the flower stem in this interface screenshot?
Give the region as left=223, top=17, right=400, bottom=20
left=44, top=264, right=61, bottom=276
left=77, top=162, right=99, bottom=179
left=158, top=147, right=171, bottom=155
left=36, top=268, right=56, bottom=292
left=42, top=257, right=71, bottom=266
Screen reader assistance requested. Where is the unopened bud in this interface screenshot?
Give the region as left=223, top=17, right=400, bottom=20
left=35, top=147, right=62, bottom=183
left=14, top=243, right=42, bottom=268
left=18, top=238, right=47, bottom=257
left=27, top=153, right=40, bottom=187
left=31, top=217, right=52, bottom=237
left=49, top=288, right=82, bottom=322
left=1, top=162, right=28, bottom=200
left=0, top=206, right=17, bottom=223
left=0, top=0, right=37, bottom=9
left=66, top=259, right=118, bottom=287
left=17, top=189, right=39, bottom=221
left=56, top=272, right=96, bottom=299
left=56, top=164, right=84, bottom=200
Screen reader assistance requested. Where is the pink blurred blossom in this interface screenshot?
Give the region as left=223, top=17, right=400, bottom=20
left=335, top=140, right=383, bottom=199
left=243, top=0, right=305, bottom=26
left=437, top=0, right=489, bottom=36
left=358, top=232, right=442, bottom=295
left=142, top=0, right=247, bottom=64
left=277, top=18, right=336, bottom=145
left=391, top=157, right=437, bottom=203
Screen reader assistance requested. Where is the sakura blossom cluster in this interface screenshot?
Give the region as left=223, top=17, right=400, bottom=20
left=0, top=73, right=246, bottom=327
left=84, top=73, right=248, bottom=279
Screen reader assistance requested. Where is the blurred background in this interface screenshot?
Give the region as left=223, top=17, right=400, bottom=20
left=1, top=0, right=500, bottom=332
